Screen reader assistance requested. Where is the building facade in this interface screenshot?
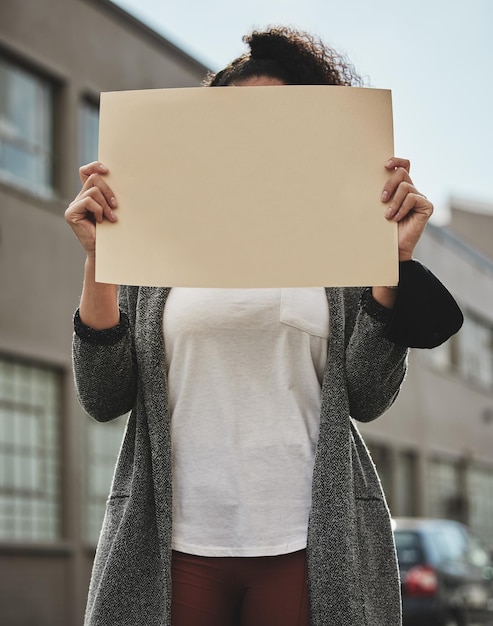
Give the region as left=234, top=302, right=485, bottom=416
left=1, top=1, right=493, bottom=625
left=0, top=1, right=208, bottom=624
left=360, top=203, right=493, bottom=548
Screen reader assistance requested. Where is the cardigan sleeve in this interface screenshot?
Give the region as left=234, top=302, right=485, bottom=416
left=343, top=259, right=463, bottom=421
left=72, top=289, right=138, bottom=422
left=344, top=289, right=409, bottom=423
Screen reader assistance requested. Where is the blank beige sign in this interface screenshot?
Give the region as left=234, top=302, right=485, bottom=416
left=96, top=85, right=397, bottom=287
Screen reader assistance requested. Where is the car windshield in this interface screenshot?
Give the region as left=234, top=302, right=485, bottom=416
left=394, top=530, right=425, bottom=566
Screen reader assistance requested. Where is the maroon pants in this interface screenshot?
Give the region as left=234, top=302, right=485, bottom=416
left=171, top=549, right=310, bottom=626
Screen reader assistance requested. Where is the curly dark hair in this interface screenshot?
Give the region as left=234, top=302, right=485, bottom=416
left=203, top=27, right=363, bottom=87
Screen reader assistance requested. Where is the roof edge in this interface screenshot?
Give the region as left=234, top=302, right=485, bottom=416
left=81, top=0, right=211, bottom=75
left=426, top=222, right=493, bottom=275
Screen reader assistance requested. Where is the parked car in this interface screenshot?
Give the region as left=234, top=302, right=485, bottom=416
left=393, top=518, right=493, bottom=626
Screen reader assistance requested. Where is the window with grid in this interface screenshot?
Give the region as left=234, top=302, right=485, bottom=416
left=426, top=457, right=462, bottom=520
left=0, top=55, right=54, bottom=197
left=428, top=309, right=493, bottom=390
left=0, top=356, right=61, bottom=542
left=457, top=310, right=493, bottom=389
left=85, top=414, right=127, bottom=545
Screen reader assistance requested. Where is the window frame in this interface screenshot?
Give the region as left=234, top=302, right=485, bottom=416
left=0, top=51, right=56, bottom=199
left=0, top=353, right=62, bottom=543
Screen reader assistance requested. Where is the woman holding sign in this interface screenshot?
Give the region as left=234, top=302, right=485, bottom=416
left=65, top=27, right=462, bottom=626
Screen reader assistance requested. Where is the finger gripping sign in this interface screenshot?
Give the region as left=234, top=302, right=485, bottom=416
left=96, top=85, right=397, bottom=288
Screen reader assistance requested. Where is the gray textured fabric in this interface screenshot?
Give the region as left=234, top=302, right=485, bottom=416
left=73, top=286, right=408, bottom=626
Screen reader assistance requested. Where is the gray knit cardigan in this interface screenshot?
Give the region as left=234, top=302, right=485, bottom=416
left=72, top=286, right=409, bottom=626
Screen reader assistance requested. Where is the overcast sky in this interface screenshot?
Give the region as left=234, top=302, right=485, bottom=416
left=113, top=0, right=492, bottom=223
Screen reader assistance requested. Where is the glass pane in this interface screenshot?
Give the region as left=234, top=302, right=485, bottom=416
left=0, top=356, right=61, bottom=542
left=426, top=458, right=460, bottom=519
left=430, top=524, right=467, bottom=562
left=394, top=531, right=424, bottom=565
left=457, top=312, right=493, bottom=388
left=79, top=100, right=99, bottom=167
left=10, top=70, right=39, bottom=142
left=0, top=56, right=53, bottom=194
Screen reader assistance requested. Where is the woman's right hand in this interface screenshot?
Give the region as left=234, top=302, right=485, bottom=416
left=64, top=161, right=118, bottom=256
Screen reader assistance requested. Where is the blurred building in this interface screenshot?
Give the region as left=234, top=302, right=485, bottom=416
left=1, top=1, right=493, bottom=625
left=0, top=0, right=207, bottom=624
left=360, top=199, right=493, bottom=548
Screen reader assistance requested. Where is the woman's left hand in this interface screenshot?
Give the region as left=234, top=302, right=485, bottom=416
left=381, top=157, right=434, bottom=261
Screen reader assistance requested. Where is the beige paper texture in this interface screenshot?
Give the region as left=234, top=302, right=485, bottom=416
left=96, top=85, right=397, bottom=287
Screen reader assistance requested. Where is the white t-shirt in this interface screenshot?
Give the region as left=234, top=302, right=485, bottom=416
left=163, top=288, right=329, bottom=556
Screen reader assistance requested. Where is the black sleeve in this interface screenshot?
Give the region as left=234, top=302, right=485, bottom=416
left=383, top=259, right=464, bottom=349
